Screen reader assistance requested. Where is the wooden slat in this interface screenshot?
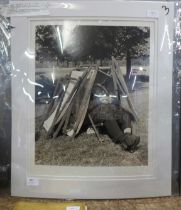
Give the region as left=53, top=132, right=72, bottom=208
left=62, top=102, right=73, bottom=134
left=111, top=61, right=119, bottom=99
left=98, top=69, right=111, bottom=78
left=112, top=57, right=138, bottom=121
left=73, top=67, right=98, bottom=135
left=88, top=114, right=103, bottom=142
left=52, top=112, right=67, bottom=138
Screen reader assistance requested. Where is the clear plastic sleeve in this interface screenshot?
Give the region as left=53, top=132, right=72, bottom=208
left=0, top=0, right=180, bottom=198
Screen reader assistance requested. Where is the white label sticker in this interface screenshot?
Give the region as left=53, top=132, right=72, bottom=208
left=9, top=0, right=49, bottom=8
left=147, top=10, right=159, bottom=18
left=27, top=177, right=39, bottom=186
left=8, top=0, right=50, bottom=16
left=66, top=207, right=80, bottom=210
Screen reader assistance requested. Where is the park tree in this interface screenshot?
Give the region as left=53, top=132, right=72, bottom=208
left=36, top=25, right=150, bottom=77
left=112, top=26, right=150, bottom=78
left=71, top=26, right=150, bottom=78
left=36, top=25, right=57, bottom=63
left=36, top=25, right=71, bottom=65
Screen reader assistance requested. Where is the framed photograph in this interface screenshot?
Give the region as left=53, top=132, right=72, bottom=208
left=11, top=1, right=174, bottom=198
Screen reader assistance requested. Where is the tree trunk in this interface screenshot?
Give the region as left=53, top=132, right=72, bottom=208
left=126, top=51, right=131, bottom=79
left=100, top=59, right=103, bottom=66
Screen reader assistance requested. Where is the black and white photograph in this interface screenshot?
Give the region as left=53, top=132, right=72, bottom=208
left=35, top=23, right=150, bottom=166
